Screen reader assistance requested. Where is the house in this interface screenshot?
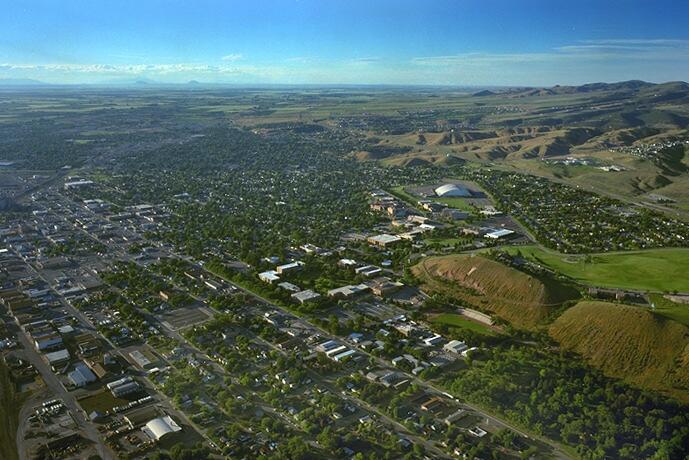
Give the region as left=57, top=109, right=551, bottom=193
left=367, top=234, right=402, bottom=248
left=420, top=396, right=444, bottom=412
left=291, top=290, right=321, bottom=304
left=423, top=334, right=445, bottom=347
left=444, top=340, right=468, bottom=354
left=445, top=409, right=468, bottom=425
left=300, top=244, right=321, bottom=254
left=278, top=282, right=301, bottom=293
left=332, top=349, right=356, bottom=362
left=354, top=265, right=382, bottom=277
left=338, top=258, right=357, bottom=268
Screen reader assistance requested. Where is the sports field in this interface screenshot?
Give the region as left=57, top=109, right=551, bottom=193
left=503, top=246, right=689, bottom=292
left=429, top=313, right=496, bottom=336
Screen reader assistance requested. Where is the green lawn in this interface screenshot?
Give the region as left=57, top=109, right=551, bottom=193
left=388, top=186, right=419, bottom=205
left=78, top=389, right=131, bottom=414
left=429, top=313, right=496, bottom=336
left=434, top=197, right=474, bottom=212
left=503, top=246, right=689, bottom=292
left=648, top=293, right=689, bottom=327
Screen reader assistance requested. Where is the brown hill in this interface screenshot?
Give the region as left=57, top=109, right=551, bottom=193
left=413, top=254, right=579, bottom=329
left=549, top=301, right=689, bottom=401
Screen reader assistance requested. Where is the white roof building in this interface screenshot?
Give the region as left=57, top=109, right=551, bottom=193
left=367, top=234, right=402, bottom=247
left=484, top=229, right=515, bottom=239
left=444, top=340, right=469, bottom=354
left=276, top=261, right=305, bottom=274
left=259, top=270, right=280, bottom=283
left=142, top=416, right=182, bottom=441
left=435, top=184, right=471, bottom=197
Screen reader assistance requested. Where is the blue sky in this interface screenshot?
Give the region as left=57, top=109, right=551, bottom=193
left=1, top=0, right=688, bottom=86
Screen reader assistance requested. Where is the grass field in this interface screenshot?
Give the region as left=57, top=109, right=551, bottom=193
left=78, top=389, right=132, bottom=414
left=434, top=196, right=474, bottom=212
left=388, top=185, right=419, bottom=205
left=429, top=313, right=496, bottom=336
left=503, top=245, right=689, bottom=292
left=549, top=301, right=689, bottom=401
left=413, top=254, right=580, bottom=329
left=648, top=293, right=689, bottom=327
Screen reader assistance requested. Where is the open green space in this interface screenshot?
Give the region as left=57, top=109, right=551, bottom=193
left=648, top=293, right=689, bottom=327
left=503, top=245, right=689, bottom=292
left=78, top=389, right=132, bottom=414
left=387, top=185, right=419, bottom=205
left=434, top=196, right=474, bottom=212
left=429, top=313, right=496, bottom=336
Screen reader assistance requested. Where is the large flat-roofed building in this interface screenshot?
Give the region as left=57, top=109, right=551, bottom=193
left=44, top=349, right=70, bottom=368
left=367, top=234, right=402, bottom=248
left=34, top=333, right=63, bottom=351
left=276, top=261, right=305, bottom=274
left=484, top=229, right=515, bottom=240
left=327, top=284, right=371, bottom=299
left=259, top=270, right=280, bottom=284
left=68, top=362, right=97, bottom=387
left=291, top=289, right=321, bottom=304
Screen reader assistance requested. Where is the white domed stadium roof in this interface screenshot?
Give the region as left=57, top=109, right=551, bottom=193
left=435, top=184, right=471, bottom=197
left=142, top=416, right=182, bottom=441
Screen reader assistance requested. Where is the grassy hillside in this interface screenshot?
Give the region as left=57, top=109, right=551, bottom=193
left=549, top=301, right=689, bottom=401
left=413, top=254, right=579, bottom=329
left=503, top=245, right=689, bottom=292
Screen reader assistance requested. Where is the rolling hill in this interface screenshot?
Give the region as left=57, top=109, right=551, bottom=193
left=412, top=254, right=580, bottom=329
left=549, top=301, right=689, bottom=401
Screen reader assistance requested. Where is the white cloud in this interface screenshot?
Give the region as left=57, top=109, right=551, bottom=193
left=221, top=54, right=243, bottom=62
left=1, top=38, right=688, bottom=86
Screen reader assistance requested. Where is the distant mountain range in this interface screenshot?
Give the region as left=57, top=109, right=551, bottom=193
left=0, top=78, right=48, bottom=86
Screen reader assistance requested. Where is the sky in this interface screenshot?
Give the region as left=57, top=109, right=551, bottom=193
left=1, top=0, right=688, bottom=86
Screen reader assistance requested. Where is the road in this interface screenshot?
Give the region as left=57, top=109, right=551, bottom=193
left=49, top=186, right=572, bottom=458
left=13, top=328, right=116, bottom=460
left=198, top=264, right=572, bottom=459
